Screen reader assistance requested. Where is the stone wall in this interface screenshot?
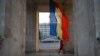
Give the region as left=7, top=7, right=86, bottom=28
left=73, top=0, right=98, bottom=56
left=0, top=0, right=26, bottom=56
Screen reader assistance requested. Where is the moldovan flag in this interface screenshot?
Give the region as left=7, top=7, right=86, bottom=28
left=50, top=0, right=69, bottom=41
left=54, top=0, right=69, bottom=41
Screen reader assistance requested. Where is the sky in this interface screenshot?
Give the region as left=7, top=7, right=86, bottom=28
left=39, top=12, right=50, bottom=24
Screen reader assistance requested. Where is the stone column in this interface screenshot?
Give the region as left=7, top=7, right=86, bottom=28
left=0, top=0, right=26, bottom=56
left=94, top=0, right=100, bottom=40
left=26, top=0, right=38, bottom=52
left=0, top=0, right=6, bottom=50
left=73, top=0, right=98, bottom=56
left=94, top=0, right=100, bottom=55
left=0, top=0, right=5, bottom=37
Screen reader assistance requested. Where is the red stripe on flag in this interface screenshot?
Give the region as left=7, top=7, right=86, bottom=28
left=54, top=1, right=69, bottom=41
left=62, top=15, right=69, bottom=41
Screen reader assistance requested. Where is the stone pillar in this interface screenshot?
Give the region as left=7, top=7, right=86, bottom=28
left=26, top=0, right=38, bottom=52
left=0, top=0, right=26, bottom=56
left=94, top=0, right=100, bottom=40
left=0, top=0, right=6, bottom=50
left=0, top=0, right=5, bottom=36
left=73, top=0, right=98, bottom=56
left=94, top=0, right=100, bottom=55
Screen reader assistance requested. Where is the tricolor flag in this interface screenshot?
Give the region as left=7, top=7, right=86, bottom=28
left=50, top=0, right=69, bottom=41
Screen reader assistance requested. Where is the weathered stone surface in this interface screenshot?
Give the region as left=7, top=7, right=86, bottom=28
left=26, top=0, right=38, bottom=52
left=0, top=0, right=5, bottom=35
left=0, top=0, right=26, bottom=56
left=0, top=0, right=6, bottom=53
left=94, top=0, right=100, bottom=39
left=73, top=0, right=97, bottom=56
left=94, top=0, right=100, bottom=56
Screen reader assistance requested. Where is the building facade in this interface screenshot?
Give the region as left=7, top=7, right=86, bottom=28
left=39, top=23, right=50, bottom=39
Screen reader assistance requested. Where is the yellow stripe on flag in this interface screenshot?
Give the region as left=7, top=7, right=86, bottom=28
left=55, top=8, right=62, bottom=40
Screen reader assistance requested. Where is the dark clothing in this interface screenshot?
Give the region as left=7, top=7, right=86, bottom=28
left=59, top=40, right=64, bottom=53
left=60, top=40, right=63, bottom=50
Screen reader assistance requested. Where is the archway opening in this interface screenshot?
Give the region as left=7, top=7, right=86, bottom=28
left=39, top=12, right=60, bottom=51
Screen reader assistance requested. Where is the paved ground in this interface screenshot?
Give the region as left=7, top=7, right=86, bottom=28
left=39, top=42, right=60, bottom=50
left=26, top=42, right=74, bottom=56
left=26, top=53, right=74, bottom=56
left=26, top=50, right=74, bottom=56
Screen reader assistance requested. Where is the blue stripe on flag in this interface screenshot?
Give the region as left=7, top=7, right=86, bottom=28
left=50, top=0, right=57, bottom=36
